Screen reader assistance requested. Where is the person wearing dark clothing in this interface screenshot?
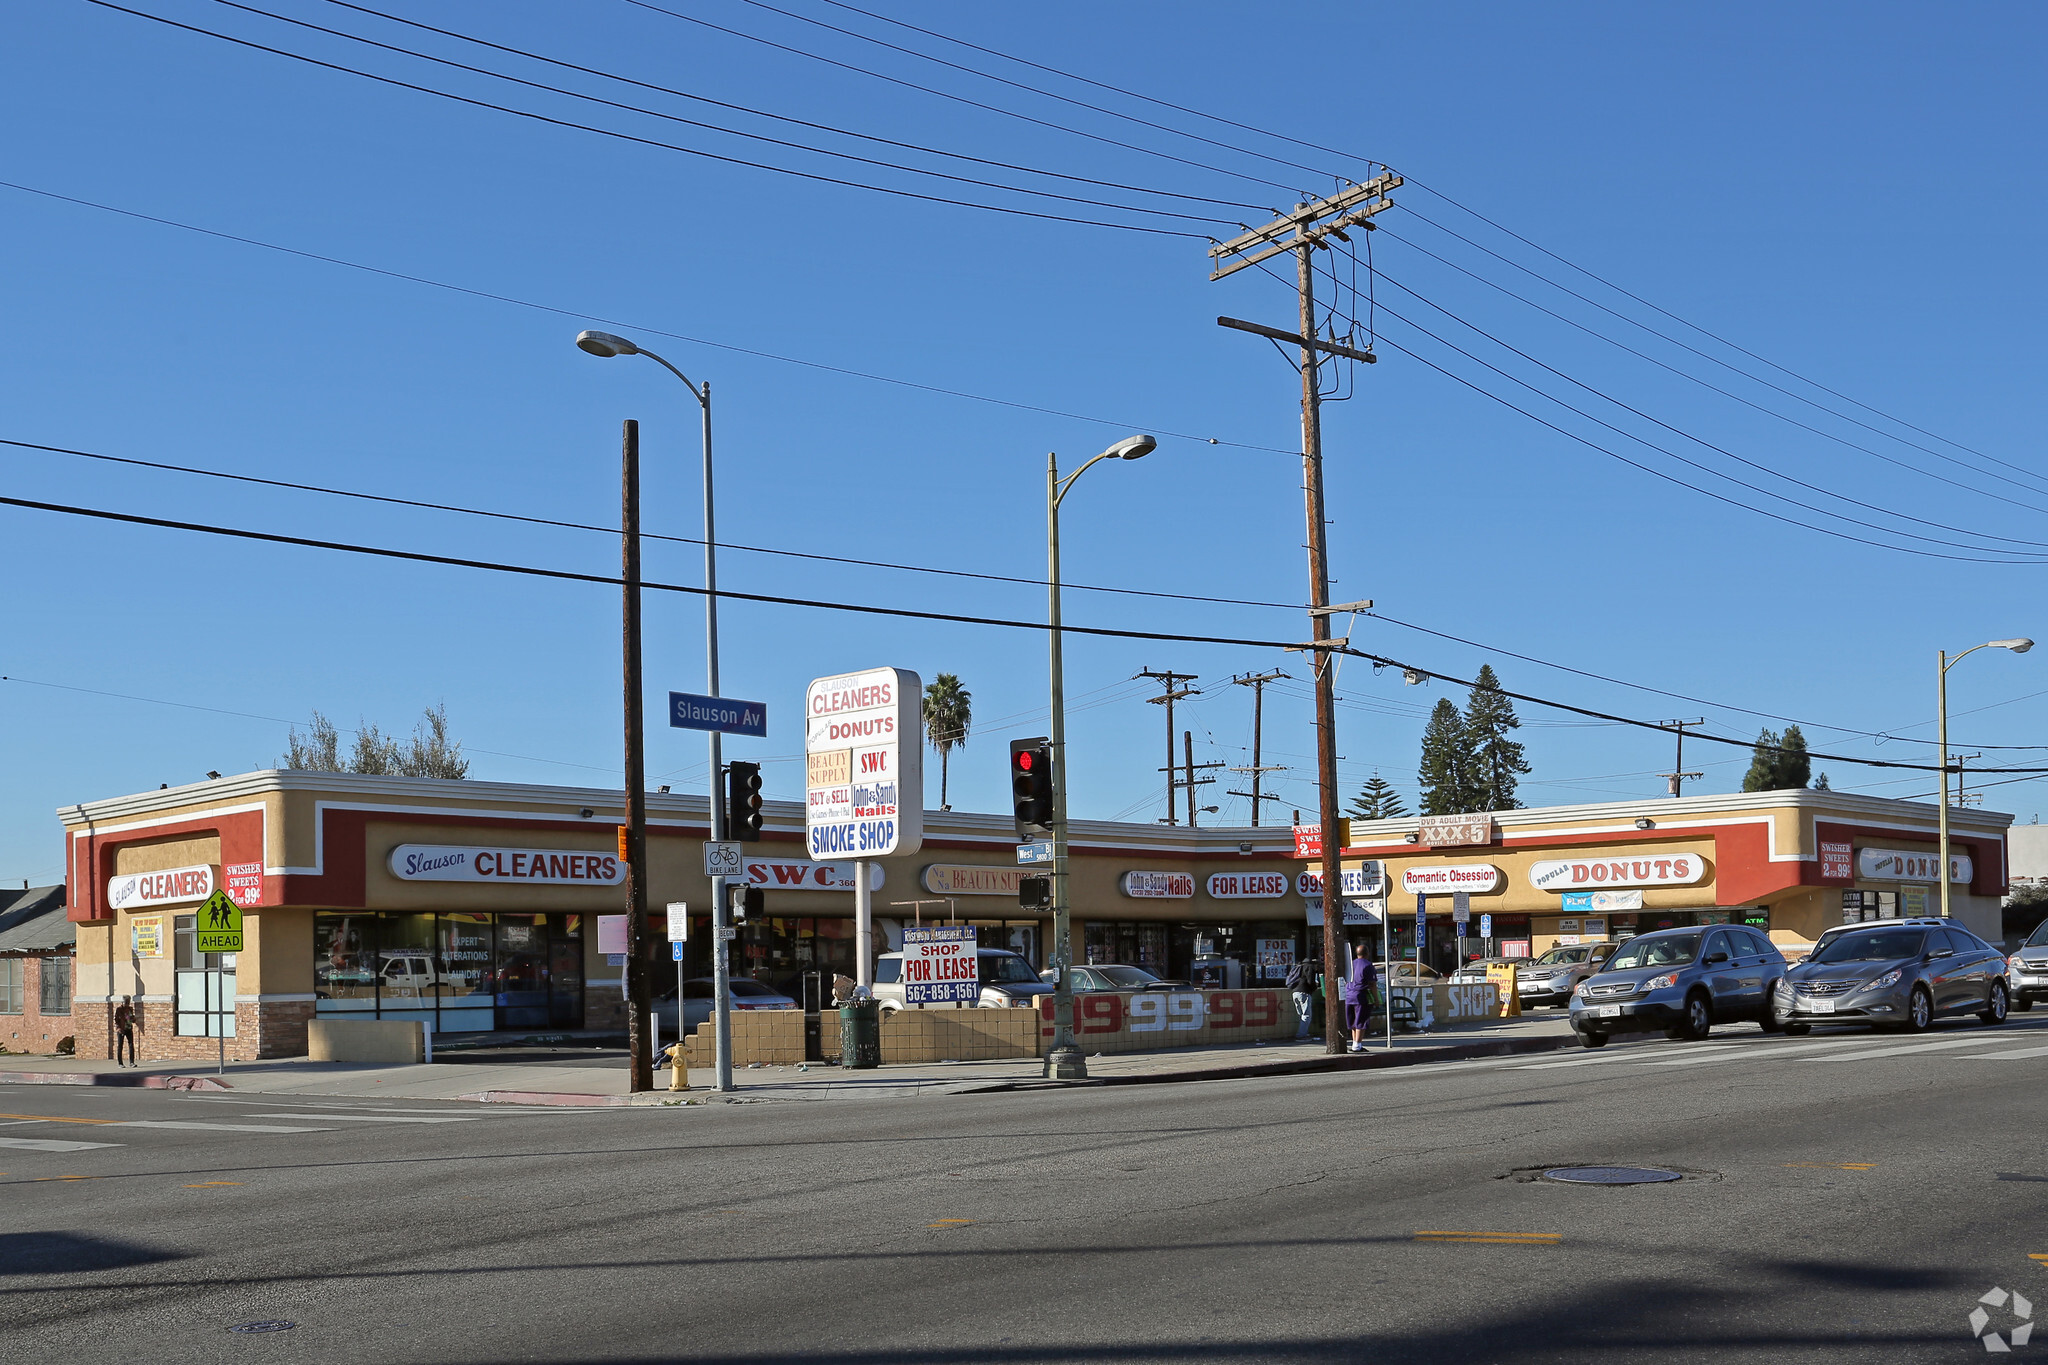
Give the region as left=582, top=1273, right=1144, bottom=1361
left=1339, top=955, right=1378, bottom=1052
left=1284, top=959, right=1318, bottom=1039
left=114, top=996, right=138, bottom=1067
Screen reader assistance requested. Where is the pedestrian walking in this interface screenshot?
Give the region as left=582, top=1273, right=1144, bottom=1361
left=1340, top=953, right=1379, bottom=1053
left=1285, top=957, right=1318, bottom=1039
left=114, top=995, right=138, bottom=1068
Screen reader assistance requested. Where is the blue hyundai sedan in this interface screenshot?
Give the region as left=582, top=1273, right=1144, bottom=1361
left=1568, top=924, right=1787, bottom=1048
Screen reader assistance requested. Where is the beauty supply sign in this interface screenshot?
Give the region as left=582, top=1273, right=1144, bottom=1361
left=805, top=666, right=924, bottom=860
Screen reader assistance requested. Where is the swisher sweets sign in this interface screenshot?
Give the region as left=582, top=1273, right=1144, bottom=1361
left=805, top=666, right=923, bottom=860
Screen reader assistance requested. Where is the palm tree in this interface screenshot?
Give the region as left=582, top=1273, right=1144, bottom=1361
left=923, top=674, right=972, bottom=810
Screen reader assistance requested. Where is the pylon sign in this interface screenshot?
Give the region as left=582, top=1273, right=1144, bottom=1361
left=804, top=666, right=923, bottom=859
left=194, top=889, right=244, bottom=954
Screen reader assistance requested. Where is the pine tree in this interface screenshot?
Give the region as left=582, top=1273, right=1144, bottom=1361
left=1418, top=698, right=1477, bottom=815
left=1776, top=725, right=1812, bottom=790
left=1349, top=773, right=1409, bottom=820
left=1741, top=728, right=1781, bottom=792
left=1463, top=664, right=1531, bottom=811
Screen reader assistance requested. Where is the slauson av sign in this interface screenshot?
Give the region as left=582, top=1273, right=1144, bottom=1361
left=805, top=666, right=923, bottom=860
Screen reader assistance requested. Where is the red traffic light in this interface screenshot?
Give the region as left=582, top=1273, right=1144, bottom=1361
left=1016, top=751, right=1035, bottom=772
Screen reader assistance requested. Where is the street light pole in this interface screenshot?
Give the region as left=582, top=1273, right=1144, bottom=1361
left=1045, top=434, right=1156, bottom=1081
left=577, top=330, right=734, bottom=1093
left=1937, top=638, right=2032, bottom=920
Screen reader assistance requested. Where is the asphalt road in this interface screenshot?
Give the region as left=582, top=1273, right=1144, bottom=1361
left=5, top=1013, right=2047, bottom=1364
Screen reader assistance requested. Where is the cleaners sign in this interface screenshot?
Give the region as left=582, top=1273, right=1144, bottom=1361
left=388, top=845, right=625, bottom=885
left=805, top=666, right=924, bottom=860
left=901, top=925, right=979, bottom=1005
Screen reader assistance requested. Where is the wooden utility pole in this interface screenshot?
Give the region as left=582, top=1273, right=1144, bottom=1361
left=1180, top=730, right=1226, bottom=828
left=621, top=420, right=652, bottom=1092
left=1659, top=719, right=1705, bottom=797
left=1228, top=669, right=1290, bottom=826
left=1136, top=668, right=1200, bottom=824
left=1209, top=172, right=1401, bottom=1054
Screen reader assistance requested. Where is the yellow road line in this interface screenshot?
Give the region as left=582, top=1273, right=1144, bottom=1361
left=1784, top=1162, right=1877, bottom=1170
left=184, top=1182, right=244, bottom=1188
left=0, top=1112, right=122, bottom=1126
left=928, top=1219, right=975, bottom=1228
left=2030, top=1253, right=2048, bottom=1265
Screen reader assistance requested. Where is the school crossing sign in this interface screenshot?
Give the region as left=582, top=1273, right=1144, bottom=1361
left=804, top=666, right=923, bottom=860
left=194, top=889, right=244, bottom=954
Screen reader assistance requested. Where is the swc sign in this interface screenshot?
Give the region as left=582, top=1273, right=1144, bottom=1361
left=901, top=925, right=978, bottom=1004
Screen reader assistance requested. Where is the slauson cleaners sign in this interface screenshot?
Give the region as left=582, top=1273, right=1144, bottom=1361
left=108, top=864, right=215, bottom=911
left=388, top=845, right=625, bottom=885
left=1529, top=854, right=1708, bottom=891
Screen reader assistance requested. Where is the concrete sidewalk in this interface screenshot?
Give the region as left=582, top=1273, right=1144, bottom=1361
left=0, top=1012, right=1577, bottom=1105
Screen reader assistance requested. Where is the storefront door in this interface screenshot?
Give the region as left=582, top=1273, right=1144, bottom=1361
left=494, top=915, right=551, bottom=1029
left=547, top=918, right=584, bottom=1027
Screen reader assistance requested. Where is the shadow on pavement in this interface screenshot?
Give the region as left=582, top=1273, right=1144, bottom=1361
left=0, top=1231, right=190, bottom=1276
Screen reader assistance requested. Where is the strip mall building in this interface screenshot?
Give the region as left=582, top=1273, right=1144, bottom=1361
left=58, top=773, right=2009, bottom=1060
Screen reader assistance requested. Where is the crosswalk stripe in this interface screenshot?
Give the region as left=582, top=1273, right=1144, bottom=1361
left=240, top=1113, right=479, bottom=1124
left=1512, top=1054, right=1634, bottom=1069
left=0, top=1137, right=123, bottom=1152
left=113, top=1121, right=333, bottom=1133
left=1806, top=1036, right=2018, bottom=1063
left=1956, top=1045, right=2048, bottom=1060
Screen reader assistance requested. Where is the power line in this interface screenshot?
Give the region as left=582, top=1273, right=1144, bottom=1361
left=85, top=0, right=1209, bottom=238
left=0, top=435, right=1302, bottom=613
left=9, top=486, right=2030, bottom=773
left=0, top=177, right=1295, bottom=456
left=320, top=0, right=1269, bottom=213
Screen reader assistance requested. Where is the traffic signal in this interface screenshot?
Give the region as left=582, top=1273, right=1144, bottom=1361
left=729, top=885, right=764, bottom=921
left=1019, top=875, right=1051, bottom=909
left=1010, top=737, right=1054, bottom=837
left=726, top=761, right=764, bottom=842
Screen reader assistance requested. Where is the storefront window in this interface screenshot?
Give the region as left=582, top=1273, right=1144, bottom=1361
left=494, top=914, right=551, bottom=1029
left=314, top=913, right=580, bottom=1035
left=39, top=957, right=71, bottom=1015
left=315, top=914, right=379, bottom=1016
left=1083, top=922, right=1168, bottom=976
left=174, top=913, right=236, bottom=1037
left=438, top=914, right=495, bottom=1033
left=376, top=914, right=439, bottom=1026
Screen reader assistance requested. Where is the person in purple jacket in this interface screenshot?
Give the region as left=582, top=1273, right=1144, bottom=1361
left=1340, top=952, right=1379, bottom=1052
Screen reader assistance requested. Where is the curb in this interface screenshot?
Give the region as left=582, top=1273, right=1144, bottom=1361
left=0, top=1070, right=233, bottom=1091
left=958, top=1033, right=1578, bottom=1092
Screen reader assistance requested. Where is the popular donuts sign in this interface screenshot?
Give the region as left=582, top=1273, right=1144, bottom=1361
left=1529, top=854, right=1709, bottom=891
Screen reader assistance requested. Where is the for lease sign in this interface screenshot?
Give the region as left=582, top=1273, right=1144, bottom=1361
left=805, top=666, right=923, bottom=859
left=902, top=925, right=978, bottom=1005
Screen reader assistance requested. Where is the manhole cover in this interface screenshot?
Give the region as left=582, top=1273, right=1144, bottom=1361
left=227, top=1321, right=296, bottom=1334
left=1542, top=1166, right=1682, bottom=1185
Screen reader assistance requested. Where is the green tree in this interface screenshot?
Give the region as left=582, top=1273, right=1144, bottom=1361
left=281, top=705, right=468, bottom=780
left=1349, top=773, right=1409, bottom=821
left=1741, top=725, right=1812, bottom=792
left=922, top=673, right=972, bottom=811
left=1418, top=697, right=1479, bottom=815
left=1463, top=664, right=1531, bottom=811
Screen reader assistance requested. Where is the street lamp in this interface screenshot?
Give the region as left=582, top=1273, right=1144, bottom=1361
left=1045, top=433, right=1155, bottom=1081
left=1938, top=637, right=2032, bottom=920
left=577, top=329, right=737, bottom=1094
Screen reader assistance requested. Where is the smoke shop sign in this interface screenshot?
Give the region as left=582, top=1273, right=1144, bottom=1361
left=1122, top=871, right=1195, bottom=899
left=1297, top=864, right=1384, bottom=898
left=1529, top=854, right=1707, bottom=892
left=388, top=845, right=625, bottom=885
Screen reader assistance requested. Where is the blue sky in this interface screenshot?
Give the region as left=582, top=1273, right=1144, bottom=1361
left=4, top=0, right=2046, bottom=884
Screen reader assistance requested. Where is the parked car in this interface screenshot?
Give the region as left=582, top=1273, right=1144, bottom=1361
left=1384, top=962, right=1442, bottom=984
left=1447, top=957, right=1517, bottom=985
left=1518, top=941, right=1620, bottom=1008
left=652, top=976, right=798, bottom=1036
left=1039, top=964, right=1188, bottom=992
left=2011, top=918, right=2048, bottom=1012
left=872, top=949, right=1053, bottom=1012
left=1568, top=925, right=1786, bottom=1048
left=378, top=953, right=457, bottom=995
left=1777, top=921, right=2010, bottom=1034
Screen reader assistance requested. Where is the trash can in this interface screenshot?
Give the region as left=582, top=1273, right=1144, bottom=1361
left=839, top=999, right=881, bottom=1070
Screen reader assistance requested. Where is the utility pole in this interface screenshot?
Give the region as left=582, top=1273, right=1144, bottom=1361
left=1953, top=753, right=1983, bottom=807
left=620, top=420, right=652, bottom=1093
left=1210, top=171, right=1400, bottom=1055
left=1179, top=730, right=1226, bottom=828
left=1136, top=668, right=1199, bottom=824
left=1228, top=669, right=1290, bottom=826
left=1659, top=719, right=1705, bottom=797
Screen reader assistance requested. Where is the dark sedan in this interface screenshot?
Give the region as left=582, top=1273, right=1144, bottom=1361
left=1776, top=920, right=2010, bottom=1033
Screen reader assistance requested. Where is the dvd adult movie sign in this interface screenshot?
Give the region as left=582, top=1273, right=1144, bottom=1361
left=804, top=666, right=923, bottom=860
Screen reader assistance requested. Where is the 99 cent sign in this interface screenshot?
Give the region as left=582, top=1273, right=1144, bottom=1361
left=804, top=666, right=923, bottom=859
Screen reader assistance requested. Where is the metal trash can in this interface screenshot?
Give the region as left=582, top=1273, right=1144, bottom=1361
left=839, top=999, right=881, bottom=1070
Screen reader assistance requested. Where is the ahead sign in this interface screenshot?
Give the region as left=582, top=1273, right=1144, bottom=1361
left=194, top=890, right=244, bottom=954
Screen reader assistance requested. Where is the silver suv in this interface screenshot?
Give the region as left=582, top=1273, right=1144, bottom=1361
left=2009, top=919, right=2048, bottom=1012
left=1517, top=941, right=1618, bottom=1008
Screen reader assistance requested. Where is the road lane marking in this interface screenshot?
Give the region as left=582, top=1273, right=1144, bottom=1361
left=114, top=1121, right=332, bottom=1133
left=0, top=1112, right=123, bottom=1125
left=928, top=1219, right=974, bottom=1228
left=1806, top=1036, right=2022, bottom=1063
left=1414, top=1231, right=1563, bottom=1245
left=1643, top=1035, right=1995, bottom=1067
left=0, top=1137, right=123, bottom=1152
left=184, top=1181, right=245, bottom=1187
left=240, top=1113, right=480, bottom=1124
left=1957, top=1045, right=2048, bottom=1060
left=1511, top=1055, right=1630, bottom=1069
left=1784, top=1162, right=1877, bottom=1170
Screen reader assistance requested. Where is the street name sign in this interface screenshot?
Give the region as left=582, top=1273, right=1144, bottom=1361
left=194, top=890, right=244, bottom=954
left=1016, top=841, right=1053, bottom=865
left=668, top=692, right=767, bottom=737
left=703, top=841, right=743, bottom=878
left=804, top=665, right=923, bottom=860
